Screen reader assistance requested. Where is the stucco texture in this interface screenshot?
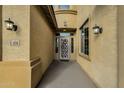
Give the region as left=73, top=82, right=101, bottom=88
left=118, top=6, right=124, bottom=87
left=30, top=6, right=55, bottom=74
left=2, top=5, right=30, bottom=61
left=76, top=5, right=118, bottom=88
left=0, top=5, right=55, bottom=88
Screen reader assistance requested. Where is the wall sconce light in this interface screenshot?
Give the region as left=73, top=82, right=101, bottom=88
left=63, top=29, right=66, bottom=31
left=93, top=24, right=103, bottom=34
left=64, top=21, right=67, bottom=27
left=5, top=18, right=17, bottom=31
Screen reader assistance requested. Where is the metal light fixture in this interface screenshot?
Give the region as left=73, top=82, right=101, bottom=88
left=5, top=18, right=17, bottom=31
left=93, top=24, right=103, bottom=34
left=63, top=29, right=66, bottom=31
left=64, top=21, right=67, bottom=27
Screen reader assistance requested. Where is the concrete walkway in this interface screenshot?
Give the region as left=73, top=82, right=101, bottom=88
left=37, top=60, right=96, bottom=88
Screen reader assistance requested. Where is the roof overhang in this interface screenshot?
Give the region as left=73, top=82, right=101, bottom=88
left=40, top=5, right=58, bottom=31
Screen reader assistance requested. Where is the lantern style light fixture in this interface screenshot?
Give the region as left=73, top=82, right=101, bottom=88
left=63, top=29, right=66, bottom=31
left=4, top=18, right=17, bottom=31
left=93, top=24, right=103, bottom=34
left=64, top=21, right=67, bottom=27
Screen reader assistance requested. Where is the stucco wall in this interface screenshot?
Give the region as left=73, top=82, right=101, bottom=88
left=54, top=5, right=77, bottom=28
left=2, top=5, right=30, bottom=61
left=0, top=6, right=2, bottom=61
left=55, top=13, right=77, bottom=28
left=118, top=6, right=124, bottom=88
left=1, top=5, right=31, bottom=88
left=30, top=6, right=54, bottom=74
left=76, top=5, right=118, bottom=87
left=0, top=5, right=55, bottom=88
left=0, top=61, right=31, bottom=88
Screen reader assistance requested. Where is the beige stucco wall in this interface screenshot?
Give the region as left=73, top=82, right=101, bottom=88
left=118, top=6, right=124, bottom=88
left=55, top=13, right=77, bottom=28
left=76, top=5, right=118, bottom=87
left=0, top=5, right=54, bottom=88
left=0, top=5, right=32, bottom=88
left=0, top=61, right=31, bottom=88
left=2, top=5, right=30, bottom=61
left=0, top=6, right=2, bottom=61
left=30, top=6, right=55, bottom=74
left=54, top=5, right=77, bottom=28
left=1, top=5, right=123, bottom=88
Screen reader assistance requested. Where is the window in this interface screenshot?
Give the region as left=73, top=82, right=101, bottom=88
left=58, top=5, right=70, bottom=10
left=80, top=19, right=89, bottom=56
left=56, top=33, right=60, bottom=36
left=71, top=38, right=74, bottom=53
left=60, top=33, right=70, bottom=36
left=55, top=38, right=59, bottom=53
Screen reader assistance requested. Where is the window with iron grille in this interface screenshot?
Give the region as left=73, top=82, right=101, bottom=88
left=55, top=38, right=59, bottom=53
left=80, top=19, right=89, bottom=56
left=71, top=38, right=74, bottom=53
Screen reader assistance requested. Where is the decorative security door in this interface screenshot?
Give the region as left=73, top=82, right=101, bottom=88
left=59, top=37, right=70, bottom=60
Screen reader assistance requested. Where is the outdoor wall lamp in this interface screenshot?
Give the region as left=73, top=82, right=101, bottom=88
left=5, top=18, right=17, bottom=31
left=93, top=24, right=103, bottom=34
left=64, top=21, right=67, bottom=27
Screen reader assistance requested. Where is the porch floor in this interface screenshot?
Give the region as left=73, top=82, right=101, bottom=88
left=37, top=60, right=96, bottom=88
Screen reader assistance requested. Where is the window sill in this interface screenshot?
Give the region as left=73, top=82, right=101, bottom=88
left=79, top=53, right=91, bottom=61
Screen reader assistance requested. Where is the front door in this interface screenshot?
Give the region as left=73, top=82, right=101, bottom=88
left=59, top=37, right=70, bottom=60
